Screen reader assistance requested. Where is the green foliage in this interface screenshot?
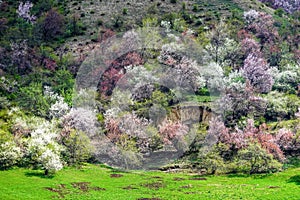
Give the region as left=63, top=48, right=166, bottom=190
left=50, top=70, right=74, bottom=105
left=122, top=8, right=128, bottom=15
left=142, top=17, right=158, bottom=27
left=0, top=97, right=10, bottom=109
left=133, top=89, right=171, bottom=120
left=62, top=130, right=94, bottom=166
left=65, top=15, right=85, bottom=37
left=235, top=143, right=282, bottom=174
left=0, top=130, right=11, bottom=144
left=16, top=83, right=51, bottom=117
left=192, top=4, right=198, bottom=12
left=264, top=92, right=300, bottom=121
left=197, top=144, right=227, bottom=174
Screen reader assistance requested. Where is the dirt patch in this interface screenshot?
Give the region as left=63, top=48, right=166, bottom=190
left=92, top=186, right=106, bottom=191
left=122, top=185, right=138, bottom=190
left=141, top=182, right=165, bottom=190
left=110, top=174, right=124, bottom=178
left=173, top=177, right=185, bottom=181
left=71, top=182, right=106, bottom=193
left=151, top=176, right=162, bottom=179
left=71, top=182, right=91, bottom=192
left=268, top=186, right=280, bottom=189
left=45, top=184, right=69, bottom=198
left=45, top=182, right=106, bottom=198
left=189, top=177, right=207, bottom=180
left=181, top=184, right=193, bottom=188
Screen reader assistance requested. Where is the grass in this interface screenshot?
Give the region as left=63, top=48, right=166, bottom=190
left=0, top=164, right=300, bottom=199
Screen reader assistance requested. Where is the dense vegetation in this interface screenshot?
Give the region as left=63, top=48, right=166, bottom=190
left=0, top=0, right=300, bottom=186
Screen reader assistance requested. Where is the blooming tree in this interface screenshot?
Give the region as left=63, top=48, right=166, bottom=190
left=44, top=86, right=70, bottom=119
left=10, top=40, right=31, bottom=73
left=38, top=149, right=63, bottom=175
left=243, top=10, right=259, bottom=25
left=259, top=0, right=300, bottom=13
left=62, top=107, right=99, bottom=137
left=245, top=11, right=279, bottom=47
left=0, top=141, right=22, bottom=169
left=217, top=81, right=267, bottom=125
left=158, top=119, right=189, bottom=151
left=158, top=43, right=206, bottom=92
left=207, top=118, right=285, bottom=162
left=242, top=53, right=274, bottom=93
left=16, top=1, right=36, bottom=23
left=26, top=120, right=63, bottom=175
left=241, top=37, right=261, bottom=57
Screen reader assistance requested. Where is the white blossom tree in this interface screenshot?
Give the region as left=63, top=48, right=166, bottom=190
left=26, top=120, right=63, bottom=175
left=0, top=141, right=22, bottom=169
left=16, top=1, right=36, bottom=23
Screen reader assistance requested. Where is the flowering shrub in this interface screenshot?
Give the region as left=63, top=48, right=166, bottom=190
left=0, top=141, right=22, bottom=169
left=245, top=12, right=279, bottom=46
left=264, top=91, right=300, bottom=121
left=26, top=120, right=64, bottom=174
left=236, top=143, right=282, bottom=174
left=39, top=149, right=63, bottom=175
left=271, top=64, right=300, bottom=93
left=259, top=0, right=300, bottom=13
left=159, top=119, right=189, bottom=151
left=16, top=1, right=36, bottom=23
left=217, top=82, right=267, bottom=125
left=241, top=37, right=261, bottom=57
left=49, top=98, right=69, bottom=119
left=62, top=107, right=99, bottom=136
left=243, top=10, right=259, bottom=25
left=196, top=117, right=288, bottom=174
left=99, top=52, right=143, bottom=96
left=158, top=43, right=205, bottom=91
left=104, top=111, right=151, bottom=152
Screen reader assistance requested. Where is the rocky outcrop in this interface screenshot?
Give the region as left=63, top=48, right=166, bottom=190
left=170, top=103, right=215, bottom=125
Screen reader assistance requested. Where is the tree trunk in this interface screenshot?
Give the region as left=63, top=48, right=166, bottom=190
left=45, top=169, right=49, bottom=176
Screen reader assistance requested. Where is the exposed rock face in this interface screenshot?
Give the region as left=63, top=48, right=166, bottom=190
left=170, top=104, right=214, bottom=125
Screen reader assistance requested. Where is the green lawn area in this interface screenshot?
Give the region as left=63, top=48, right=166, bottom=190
left=0, top=164, right=299, bottom=200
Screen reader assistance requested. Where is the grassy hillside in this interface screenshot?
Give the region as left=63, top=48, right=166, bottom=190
left=63, top=0, right=273, bottom=58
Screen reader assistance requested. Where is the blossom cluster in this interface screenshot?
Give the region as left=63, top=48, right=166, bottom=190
left=16, top=1, right=36, bottom=23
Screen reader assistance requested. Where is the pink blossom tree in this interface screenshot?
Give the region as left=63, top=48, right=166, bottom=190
left=242, top=53, right=274, bottom=93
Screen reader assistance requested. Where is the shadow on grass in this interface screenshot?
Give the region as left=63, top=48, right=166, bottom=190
left=25, top=171, right=54, bottom=179
left=227, top=174, right=250, bottom=178
left=227, top=173, right=272, bottom=179
left=287, top=175, right=300, bottom=185
left=110, top=168, right=131, bottom=173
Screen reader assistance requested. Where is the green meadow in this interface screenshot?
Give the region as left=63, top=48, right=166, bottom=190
left=1, top=164, right=299, bottom=200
